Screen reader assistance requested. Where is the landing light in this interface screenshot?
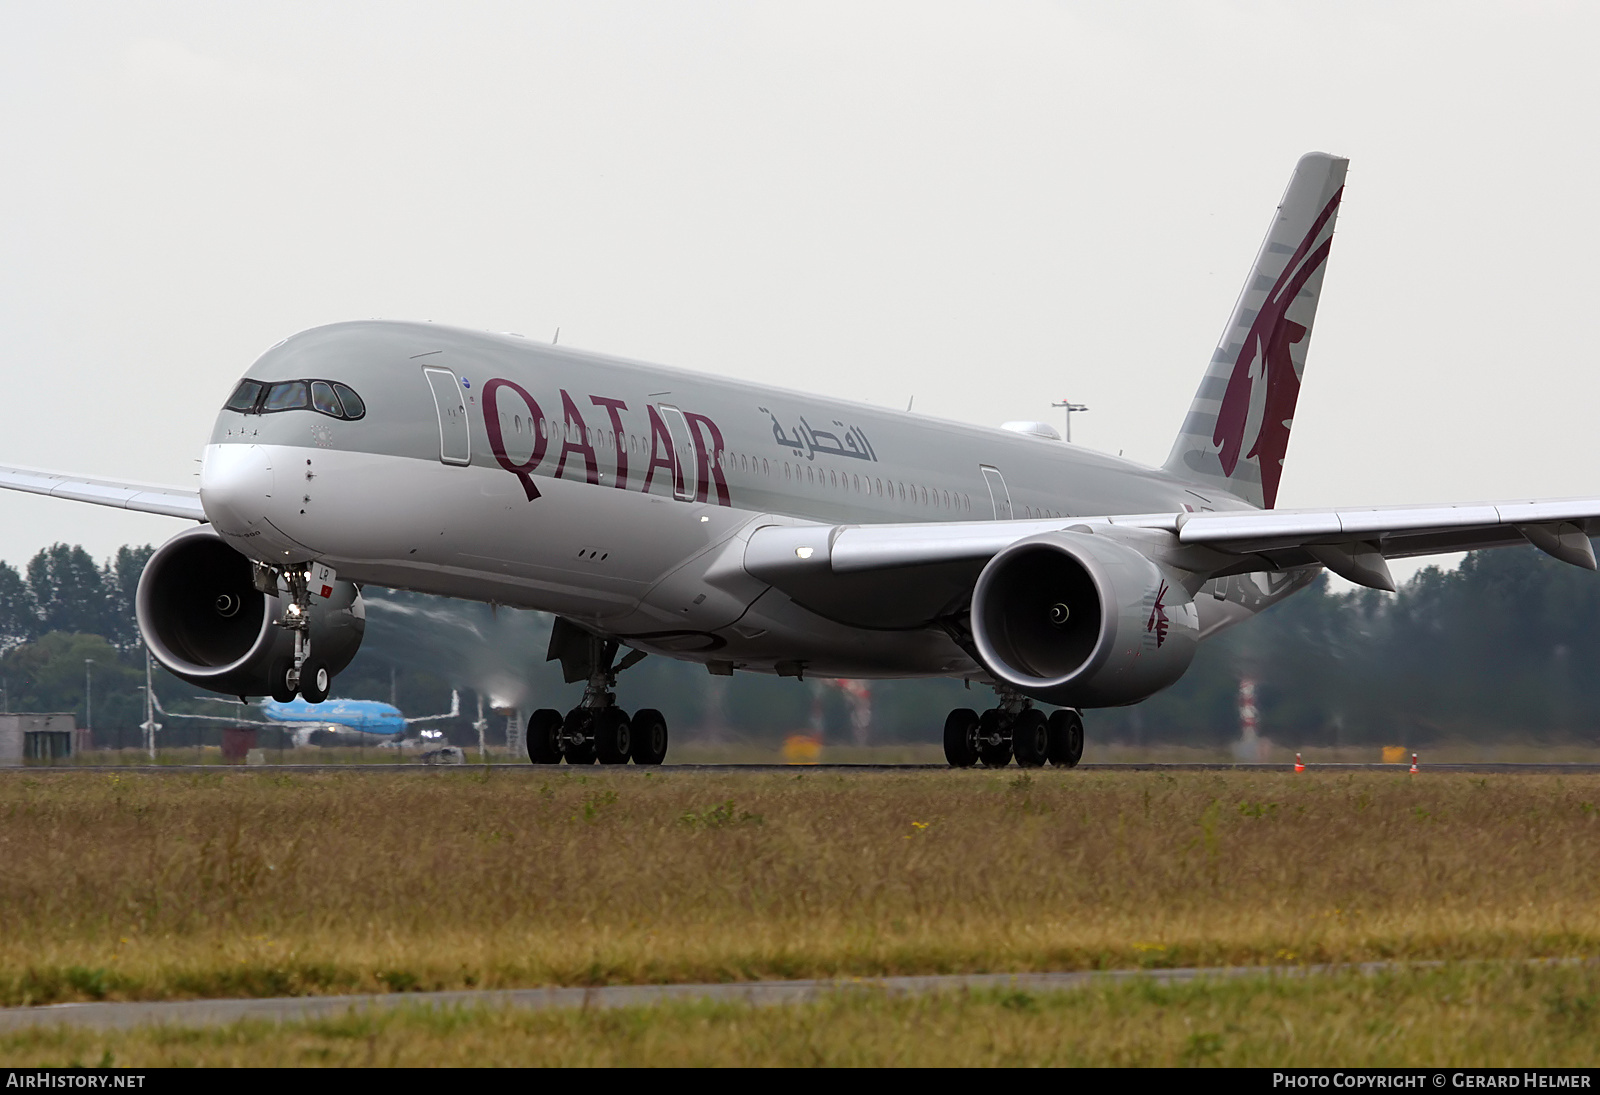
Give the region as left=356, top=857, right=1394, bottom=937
left=795, top=547, right=814, bottom=559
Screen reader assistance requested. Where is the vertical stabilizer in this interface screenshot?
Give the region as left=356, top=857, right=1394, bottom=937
left=1163, top=152, right=1347, bottom=508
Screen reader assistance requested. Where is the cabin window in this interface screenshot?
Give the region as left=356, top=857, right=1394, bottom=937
left=762, top=459, right=769, bottom=476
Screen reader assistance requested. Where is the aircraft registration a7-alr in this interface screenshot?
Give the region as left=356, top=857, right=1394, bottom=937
left=3, top=152, right=1595, bottom=768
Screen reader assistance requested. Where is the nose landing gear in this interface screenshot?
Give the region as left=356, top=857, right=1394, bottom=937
left=260, top=561, right=330, bottom=704
left=943, top=687, right=1083, bottom=769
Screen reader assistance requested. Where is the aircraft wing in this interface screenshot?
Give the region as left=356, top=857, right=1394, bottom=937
left=404, top=690, right=460, bottom=724
left=150, top=694, right=279, bottom=728
left=745, top=497, right=1600, bottom=608
left=0, top=464, right=205, bottom=522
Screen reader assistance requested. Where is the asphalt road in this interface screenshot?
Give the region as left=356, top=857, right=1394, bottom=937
left=0, top=960, right=1541, bottom=1031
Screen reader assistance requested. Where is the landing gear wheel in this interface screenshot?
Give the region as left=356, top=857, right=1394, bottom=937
left=268, top=657, right=297, bottom=704
left=594, top=708, right=632, bottom=764
left=1048, top=709, right=1084, bottom=768
left=978, top=709, right=1012, bottom=768
left=563, top=707, right=597, bottom=765
left=526, top=709, right=563, bottom=764
left=1011, top=709, right=1049, bottom=768
left=943, top=708, right=980, bottom=768
left=299, top=658, right=331, bottom=704
left=629, top=708, right=669, bottom=765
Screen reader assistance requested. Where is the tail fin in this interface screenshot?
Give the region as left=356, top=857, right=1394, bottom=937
left=1164, top=152, right=1347, bottom=509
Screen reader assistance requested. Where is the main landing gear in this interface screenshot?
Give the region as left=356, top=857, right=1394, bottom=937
left=527, top=622, right=666, bottom=765
left=261, top=562, right=330, bottom=704
left=943, top=688, right=1083, bottom=769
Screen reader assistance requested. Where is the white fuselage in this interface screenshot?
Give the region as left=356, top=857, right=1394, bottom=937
left=199, top=321, right=1280, bottom=680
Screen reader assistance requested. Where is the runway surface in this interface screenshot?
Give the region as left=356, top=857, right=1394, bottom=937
left=0, top=960, right=1564, bottom=1031
left=7, top=762, right=1600, bottom=774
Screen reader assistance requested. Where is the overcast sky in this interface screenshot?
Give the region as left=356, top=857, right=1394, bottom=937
left=2, top=1, right=1596, bottom=584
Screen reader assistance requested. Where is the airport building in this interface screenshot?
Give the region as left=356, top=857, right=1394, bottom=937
left=0, top=713, right=80, bottom=765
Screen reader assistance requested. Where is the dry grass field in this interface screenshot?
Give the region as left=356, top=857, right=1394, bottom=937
left=0, top=766, right=1595, bottom=1012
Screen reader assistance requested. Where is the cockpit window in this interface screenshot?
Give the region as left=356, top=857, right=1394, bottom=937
left=332, top=383, right=366, bottom=420
left=224, top=380, right=263, bottom=412
left=262, top=381, right=310, bottom=412
left=310, top=381, right=342, bottom=416
left=225, top=378, right=365, bottom=420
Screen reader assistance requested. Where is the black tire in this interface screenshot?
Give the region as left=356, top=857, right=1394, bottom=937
left=299, top=658, right=331, bottom=704
left=629, top=708, right=669, bottom=765
left=563, top=707, right=596, bottom=765
left=1048, top=709, right=1084, bottom=768
left=1011, top=709, right=1049, bottom=768
left=526, top=709, right=563, bottom=764
left=268, top=657, right=297, bottom=703
left=978, top=709, right=1012, bottom=768
left=594, top=708, right=632, bottom=764
left=942, top=708, right=980, bottom=768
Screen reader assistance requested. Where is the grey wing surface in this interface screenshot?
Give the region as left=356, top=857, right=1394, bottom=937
left=0, top=464, right=205, bottom=522
left=745, top=497, right=1600, bottom=623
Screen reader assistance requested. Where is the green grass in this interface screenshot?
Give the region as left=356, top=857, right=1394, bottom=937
left=4, top=963, right=1597, bottom=1066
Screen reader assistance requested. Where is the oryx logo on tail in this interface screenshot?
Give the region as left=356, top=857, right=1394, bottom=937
left=1212, top=187, right=1342, bottom=509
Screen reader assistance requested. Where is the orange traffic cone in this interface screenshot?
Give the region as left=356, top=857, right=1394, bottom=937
left=1294, top=753, right=1305, bottom=773
left=1409, top=752, right=1419, bottom=775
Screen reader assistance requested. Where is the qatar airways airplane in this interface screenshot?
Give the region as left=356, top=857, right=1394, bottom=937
left=3, top=152, right=1595, bottom=769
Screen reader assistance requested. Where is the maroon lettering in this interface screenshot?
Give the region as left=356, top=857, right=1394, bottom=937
left=553, top=389, right=599, bottom=485
left=641, top=405, right=682, bottom=496
left=684, top=411, right=731, bottom=507
left=482, top=378, right=546, bottom=501
left=590, top=394, right=630, bottom=491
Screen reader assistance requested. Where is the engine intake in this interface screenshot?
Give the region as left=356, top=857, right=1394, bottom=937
left=136, top=526, right=364, bottom=696
left=972, top=530, right=1198, bottom=707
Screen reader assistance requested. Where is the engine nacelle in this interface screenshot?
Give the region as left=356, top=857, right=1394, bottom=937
left=136, top=526, right=365, bottom=697
left=971, top=530, right=1199, bottom=708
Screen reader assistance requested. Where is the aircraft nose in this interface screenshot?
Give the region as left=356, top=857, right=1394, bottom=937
left=199, top=444, right=276, bottom=535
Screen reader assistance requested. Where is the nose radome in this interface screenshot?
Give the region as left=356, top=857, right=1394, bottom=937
left=199, top=444, right=275, bottom=535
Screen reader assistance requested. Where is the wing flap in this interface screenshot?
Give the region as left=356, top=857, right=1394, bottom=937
left=1178, top=499, right=1600, bottom=559
left=0, top=464, right=205, bottom=522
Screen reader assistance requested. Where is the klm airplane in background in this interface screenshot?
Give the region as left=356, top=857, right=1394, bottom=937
left=4, top=153, right=1597, bottom=769
left=155, top=691, right=460, bottom=747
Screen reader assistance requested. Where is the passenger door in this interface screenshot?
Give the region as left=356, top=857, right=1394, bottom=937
left=423, top=366, right=471, bottom=466
left=657, top=404, right=696, bottom=502
left=980, top=465, right=1012, bottom=519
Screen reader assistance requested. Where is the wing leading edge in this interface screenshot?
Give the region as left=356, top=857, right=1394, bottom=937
left=0, top=464, right=205, bottom=522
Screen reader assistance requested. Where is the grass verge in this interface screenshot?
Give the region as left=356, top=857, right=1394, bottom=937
left=4, top=963, right=1598, bottom=1066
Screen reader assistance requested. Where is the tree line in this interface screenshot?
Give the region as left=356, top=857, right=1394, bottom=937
left=1, top=540, right=1596, bottom=749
